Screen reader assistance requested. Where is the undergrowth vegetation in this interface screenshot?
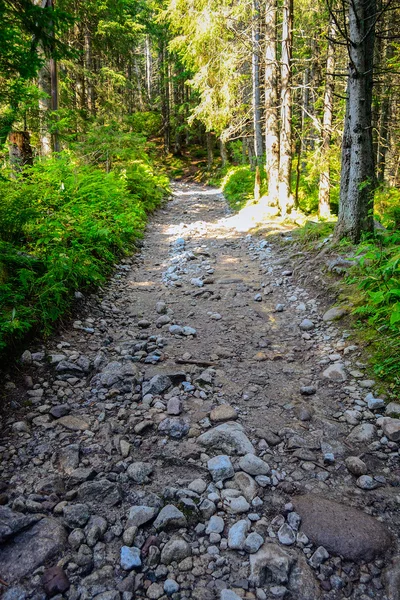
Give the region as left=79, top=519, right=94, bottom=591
left=0, top=120, right=169, bottom=354
left=290, top=220, right=400, bottom=394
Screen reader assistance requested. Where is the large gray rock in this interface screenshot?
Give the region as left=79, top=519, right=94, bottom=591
left=127, top=462, right=153, bottom=484
left=142, top=374, right=172, bottom=396
left=322, top=363, right=347, bottom=382
left=323, top=307, right=348, bottom=322
left=380, top=417, right=400, bottom=442
left=234, top=472, right=258, bottom=502
left=63, top=503, right=90, bottom=528
left=77, top=480, right=121, bottom=506
left=293, top=494, right=391, bottom=561
left=57, top=415, right=89, bottom=431
left=289, top=554, right=321, bottom=600
left=0, top=506, right=39, bottom=543
left=228, top=519, right=249, bottom=550
left=239, top=453, right=270, bottom=476
left=385, top=402, right=400, bottom=417
left=128, top=506, right=158, bottom=527
left=198, top=422, right=255, bottom=455
left=207, top=455, right=234, bottom=482
left=346, top=423, right=377, bottom=444
left=0, top=517, right=67, bottom=582
left=161, top=538, right=191, bottom=564
left=383, top=555, right=400, bottom=600
left=56, top=444, right=80, bottom=475
left=250, top=543, right=295, bottom=585
left=91, top=361, right=140, bottom=392
left=158, top=418, right=189, bottom=439
left=153, top=505, right=187, bottom=531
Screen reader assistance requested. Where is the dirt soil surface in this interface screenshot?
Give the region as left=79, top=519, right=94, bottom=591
left=0, top=182, right=400, bottom=600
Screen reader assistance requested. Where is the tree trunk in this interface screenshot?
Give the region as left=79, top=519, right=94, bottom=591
left=376, top=40, right=394, bottom=182
left=335, top=0, right=376, bottom=242
left=145, top=36, right=152, bottom=101
left=278, top=0, right=294, bottom=215
left=160, top=43, right=170, bottom=153
left=318, top=18, right=335, bottom=219
left=219, top=139, right=228, bottom=167
left=263, top=0, right=279, bottom=207
left=9, top=132, right=33, bottom=172
left=85, top=29, right=95, bottom=115
left=252, top=0, right=263, bottom=201
left=38, top=62, right=52, bottom=156
left=206, top=132, right=214, bottom=170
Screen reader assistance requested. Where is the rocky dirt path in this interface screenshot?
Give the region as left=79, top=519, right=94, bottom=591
left=1, top=182, right=400, bottom=600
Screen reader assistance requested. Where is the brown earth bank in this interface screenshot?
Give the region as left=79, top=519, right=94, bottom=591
left=0, top=181, right=399, bottom=600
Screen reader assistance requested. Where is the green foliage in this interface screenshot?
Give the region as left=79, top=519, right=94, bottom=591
left=374, top=186, right=400, bottom=230
left=349, top=232, right=400, bottom=388
left=294, top=149, right=340, bottom=215
left=218, top=165, right=267, bottom=211
left=291, top=220, right=335, bottom=247
left=0, top=0, right=73, bottom=143
left=0, top=152, right=169, bottom=352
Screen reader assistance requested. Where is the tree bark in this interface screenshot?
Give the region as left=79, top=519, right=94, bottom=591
left=219, top=139, right=228, bottom=167
left=252, top=0, right=263, bottom=202
left=335, top=0, right=376, bottom=242
left=38, top=62, right=52, bottom=156
left=160, top=42, right=170, bottom=153
left=145, top=36, right=152, bottom=101
left=318, top=18, right=335, bottom=219
left=9, top=132, right=33, bottom=172
left=252, top=0, right=263, bottom=201
left=264, top=0, right=280, bottom=207
left=376, top=40, right=394, bottom=182
left=278, top=0, right=294, bottom=215
left=206, top=132, right=214, bottom=170
left=84, top=29, right=95, bottom=115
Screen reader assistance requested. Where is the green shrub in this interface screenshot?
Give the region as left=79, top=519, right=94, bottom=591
left=221, top=165, right=267, bottom=211
left=0, top=152, right=169, bottom=352
left=374, top=186, right=400, bottom=229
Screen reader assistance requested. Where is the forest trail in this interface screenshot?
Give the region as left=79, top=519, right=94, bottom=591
left=1, top=182, right=400, bottom=600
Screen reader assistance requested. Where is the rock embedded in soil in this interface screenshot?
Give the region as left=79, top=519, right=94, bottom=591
left=228, top=519, right=249, bottom=549
left=250, top=543, right=295, bottom=585
left=42, top=566, right=70, bottom=596
left=161, top=537, right=191, bottom=564
left=56, top=415, right=89, bottom=431
left=322, top=363, right=347, bottom=382
left=142, top=374, right=172, bottom=396
left=207, top=455, right=234, bottom=482
left=345, top=456, right=368, bottom=476
left=238, top=453, right=270, bottom=476
left=347, top=423, right=377, bottom=444
left=293, top=494, right=392, bottom=561
left=153, top=505, right=187, bottom=530
left=323, top=306, right=348, bottom=321
left=127, top=462, right=153, bottom=484
left=198, top=422, right=255, bottom=455
left=128, top=506, right=158, bottom=527
left=120, top=545, right=141, bottom=570
left=209, top=404, right=238, bottom=423
left=299, top=319, right=315, bottom=331
left=380, top=417, right=400, bottom=442
left=0, top=517, right=67, bottom=582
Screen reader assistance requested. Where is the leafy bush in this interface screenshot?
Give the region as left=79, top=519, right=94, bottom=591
left=220, top=165, right=267, bottom=211
left=0, top=153, right=169, bottom=352
left=374, top=186, right=400, bottom=230
left=349, top=231, right=400, bottom=387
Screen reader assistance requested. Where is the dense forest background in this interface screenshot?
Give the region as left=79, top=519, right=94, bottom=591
left=0, top=0, right=399, bottom=390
